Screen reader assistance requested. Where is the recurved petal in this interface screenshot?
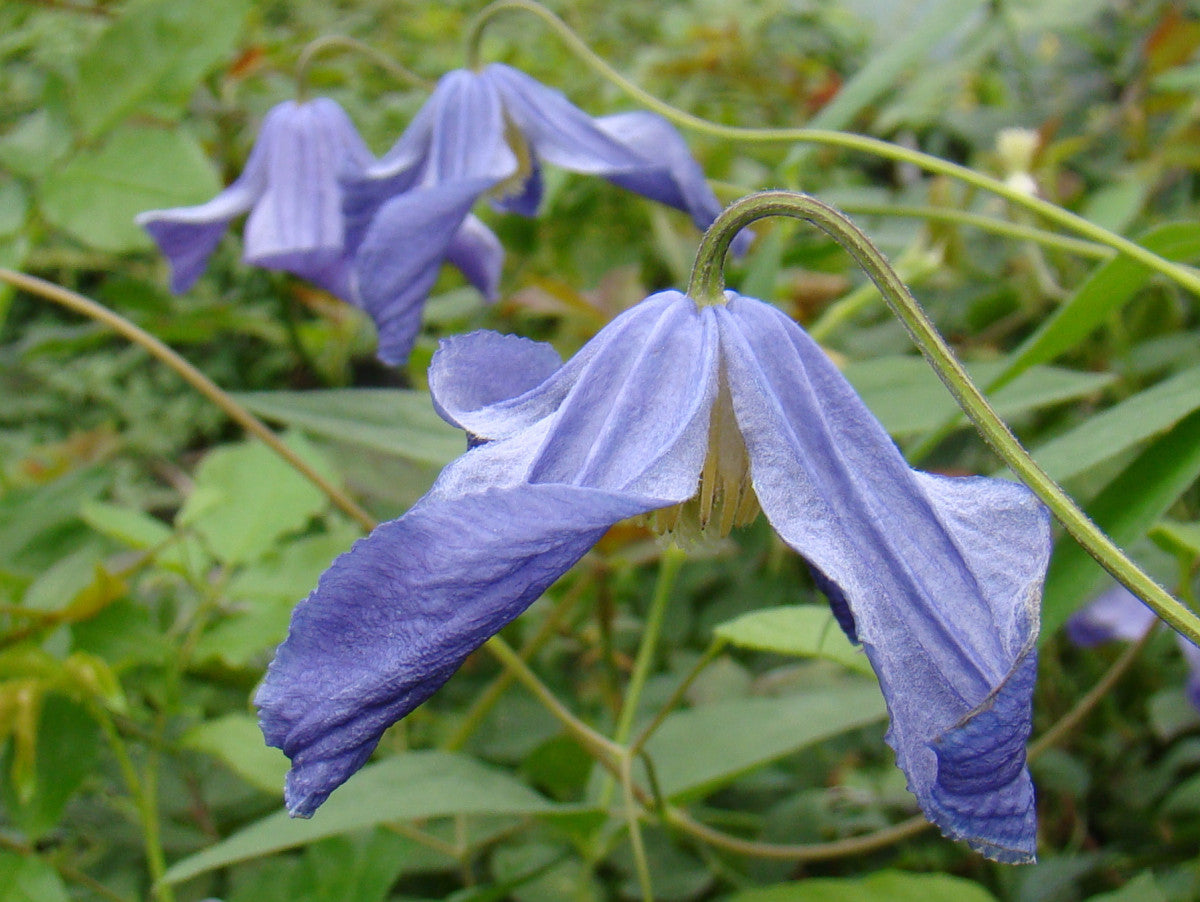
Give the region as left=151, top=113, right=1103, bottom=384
left=256, top=482, right=658, bottom=816
left=429, top=331, right=563, bottom=435
left=135, top=121, right=269, bottom=292
left=445, top=214, right=504, bottom=302
left=594, top=112, right=751, bottom=255
left=716, top=293, right=1049, bottom=863
left=354, top=178, right=494, bottom=364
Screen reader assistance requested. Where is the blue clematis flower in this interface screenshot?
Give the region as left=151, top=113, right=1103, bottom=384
left=1069, top=585, right=1200, bottom=710
left=256, top=289, right=1051, bottom=862
left=342, top=63, right=751, bottom=364
left=136, top=97, right=434, bottom=304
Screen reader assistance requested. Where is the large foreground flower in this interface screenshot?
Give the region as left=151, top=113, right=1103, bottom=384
left=343, top=63, right=750, bottom=363
left=137, top=98, right=377, bottom=301
left=257, top=289, right=1051, bottom=862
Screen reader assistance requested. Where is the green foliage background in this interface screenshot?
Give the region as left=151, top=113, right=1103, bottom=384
left=3, top=0, right=1200, bottom=900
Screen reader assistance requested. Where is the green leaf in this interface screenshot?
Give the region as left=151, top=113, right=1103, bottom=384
left=1083, top=871, right=1167, bottom=902
left=846, top=357, right=1114, bottom=438
left=0, top=697, right=99, bottom=840
left=1151, top=519, right=1200, bottom=559
left=997, top=223, right=1200, bottom=390
left=713, top=605, right=875, bottom=676
left=1006, top=364, right=1200, bottom=483
left=162, top=751, right=563, bottom=884
left=234, top=389, right=464, bottom=467
left=726, top=870, right=998, bottom=902
left=0, top=180, right=28, bottom=237
left=181, top=714, right=288, bottom=795
left=0, top=108, right=72, bottom=180
left=643, top=681, right=887, bottom=800
left=176, top=434, right=333, bottom=566
left=73, top=0, right=250, bottom=139
left=0, top=469, right=106, bottom=572
left=0, top=850, right=71, bottom=902
left=1041, top=408, right=1200, bottom=638
left=40, top=124, right=220, bottom=253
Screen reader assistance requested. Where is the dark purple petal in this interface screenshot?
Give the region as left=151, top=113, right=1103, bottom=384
left=1066, top=584, right=1157, bottom=647
left=256, top=483, right=655, bottom=816
left=353, top=178, right=496, bottom=365
left=715, top=293, right=1049, bottom=863
left=484, top=65, right=741, bottom=244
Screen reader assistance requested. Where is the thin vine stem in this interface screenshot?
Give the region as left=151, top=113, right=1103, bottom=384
left=465, top=0, right=1200, bottom=298
left=0, top=268, right=376, bottom=534
left=688, top=192, right=1200, bottom=646
left=295, top=34, right=431, bottom=99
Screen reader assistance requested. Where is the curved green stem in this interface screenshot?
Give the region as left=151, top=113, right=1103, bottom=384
left=465, top=0, right=1200, bottom=298
left=295, top=34, right=431, bottom=99
left=689, top=192, right=1200, bottom=646
left=0, top=268, right=376, bottom=533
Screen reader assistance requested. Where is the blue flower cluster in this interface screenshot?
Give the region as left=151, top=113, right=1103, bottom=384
left=139, top=63, right=1054, bottom=864
left=138, top=64, right=742, bottom=364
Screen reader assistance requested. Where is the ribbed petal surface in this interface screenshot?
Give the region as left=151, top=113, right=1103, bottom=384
left=242, top=99, right=374, bottom=301
left=257, top=484, right=653, bottom=817
left=259, top=292, right=716, bottom=816
left=715, top=293, right=1049, bottom=863
left=484, top=65, right=741, bottom=246
left=444, top=214, right=504, bottom=302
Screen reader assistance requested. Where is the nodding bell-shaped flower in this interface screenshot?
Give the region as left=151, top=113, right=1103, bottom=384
left=256, top=289, right=1051, bottom=863
left=342, top=63, right=751, bottom=364
left=136, top=98, right=380, bottom=301
left=1069, top=584, right=1200, bottom=711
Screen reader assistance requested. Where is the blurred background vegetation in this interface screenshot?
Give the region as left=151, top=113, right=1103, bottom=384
left=3, top=1, right=1200, bottom=900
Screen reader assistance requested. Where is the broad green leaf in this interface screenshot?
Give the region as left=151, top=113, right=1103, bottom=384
left=726, top=870, right=998, bottom=902
left=0, top=850, right=71, bottom=902
left=182, top=714, right=288, bottom=795
left=0, top=697, right=99, bottom=840
left=0, top=181, right=27, bottom=236
left=73, top=0, right=250, bottom=139
left=80, top=500, right=172, bottom=548
left=162, top=751, right=563, bottom=884
left=800, top=0, right=987, bottom=134
left=713, top=605, right=875, bottom=676
left=1041, top=408, right=1200, bottom=637
left=1151, top=519, right=1200, bottom=559
left=0, top=109, right=72, bottom=180
left=234, top=389, right=464, bottom=466
left=40, top=125, right=220, bottom=253
left=1084, top=871, right=1167, bottom=902
left=998, top=223, right=1200, bottom=390
left=643, top=681, right=887, bottom=800
left=846, top=357, right=1113, bottom=438
left=1006, top=364, right=1200, bottom=483
left=0, top=468, right=106, bottom=571
left=176, top=434, right=333, bottom=566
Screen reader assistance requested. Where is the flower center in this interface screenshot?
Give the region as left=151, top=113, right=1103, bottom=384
left=641, top=374, right=759, bottom=544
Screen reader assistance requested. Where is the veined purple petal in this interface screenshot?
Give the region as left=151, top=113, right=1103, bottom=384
left=484, top=65, right=741, bottom=245
left=353, top=178, right=496, bottom=365
left=428, top=291, right=702, bottom=447
left=243, top=99, right=374, bottom=301
left=259, top=292, right=719, bottom=815
left=715, top=293, right=1049, bottom=863
left=594, top=112, right=752, bottom=256
left=445, top=214, right=504, bottom=302
left=343, top=70, right=517, bottom=257
left=256, top=483, right=655, bottom=816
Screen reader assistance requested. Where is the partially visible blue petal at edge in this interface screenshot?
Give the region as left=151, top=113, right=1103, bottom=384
left=256, top=482, right=658, bottom=817
left=715, top=293, right=1049, bottom=863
